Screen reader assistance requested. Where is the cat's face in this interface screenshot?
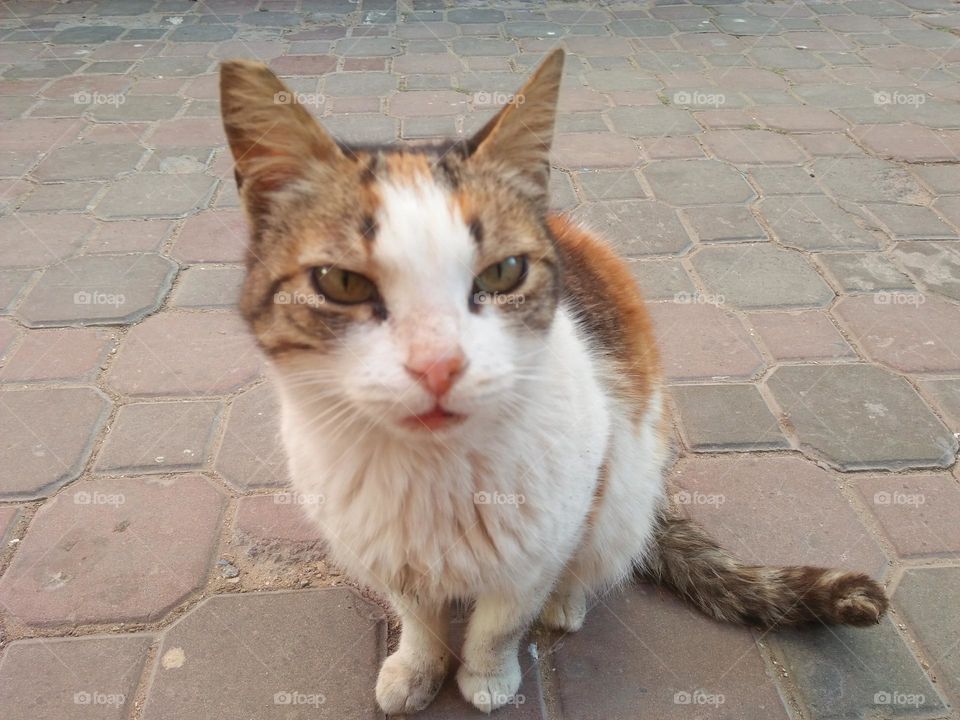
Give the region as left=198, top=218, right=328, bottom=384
left=221, top=51, right=565, bottom=438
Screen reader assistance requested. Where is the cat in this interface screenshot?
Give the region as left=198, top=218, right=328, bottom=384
left=219, top=48, right=887, bottom=715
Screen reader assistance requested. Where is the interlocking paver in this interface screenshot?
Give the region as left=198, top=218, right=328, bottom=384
left=917, top=378, right=960, bottom=430
left=0, top=635, right=152, bottom=720
left=554, top=583, right=790, bottom=720
left=0, top=214, right=95, bottom=268
left=672, top=384, right=787, bottom=451
left=691, top=244, right=834, bottom=309
left=767, top=364, right=957, bottom=470
left=553, top=132, right=641, bottom=169
left=644, top=159, right=755, bottom=205
left=95, top=400, right=221, bottom=474
left=813, top=157, right=929, bottom=203
left=816, top=252, right=914, bottom=292
left=0, top=475, right=225, bottom=625
left=0, top=386, right=109, bottom=500
left=835, top=294, right=960, bottom=373
left=573, top=200, right=691, bottom=256
left=865, top=202, right=958, bottom=240
left=17, top=253, right=177, bottom=327
left=681, top=205, right=767, bottom=242
left=759, top=196, right=885, bottom=251
left=141, top=589, right=384, bottom=720
left=216, top=382, right=288, bottom=490
left=701, top=129, right=807, bottom=164
left=0, top=327, right=113, bottom=382
left=96, top=173, right=216, bottom=219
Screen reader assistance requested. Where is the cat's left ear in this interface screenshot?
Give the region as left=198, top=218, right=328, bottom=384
left=468, top=48, right=564, bottom=206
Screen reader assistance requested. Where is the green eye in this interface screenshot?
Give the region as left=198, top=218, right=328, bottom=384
left=475, top=255, right=528, bottom=294
left=312, top=266, right=377, bottom=305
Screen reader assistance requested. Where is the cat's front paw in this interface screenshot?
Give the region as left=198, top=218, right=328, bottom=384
left=456, top=656, right=521, bottom=714
left=539, top=588, right=587, bottom=632
left=375, top=651, right=447, bottom=715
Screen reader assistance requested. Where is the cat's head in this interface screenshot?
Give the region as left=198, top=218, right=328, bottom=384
left=220, top=49, right=565, bottom=439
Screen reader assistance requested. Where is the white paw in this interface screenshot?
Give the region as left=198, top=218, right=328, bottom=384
left=539, top=589, right=586, bottom=632
left=456, top=655, right=522, bottom=714
left=375, top=651, right=446, bottom=715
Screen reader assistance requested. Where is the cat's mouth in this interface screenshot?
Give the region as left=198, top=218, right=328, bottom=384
left=402, top=405, right=466, bottom=432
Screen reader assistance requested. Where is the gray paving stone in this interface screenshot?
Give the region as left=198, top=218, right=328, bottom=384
left=607, top=105, right=702, bottom=136
left=96, top=174, right=216, bottom=219
left=644, top=159, right=755, bottom=206
left=141, top=589, right=384, bottom=720
left=139, top=56, right=214, bottom=77
left=322, top=114, right=397, bottom=144
left=573, top=200, right=692, bottom=256
left=548, top=172, right=577, bottom=210
left=169, top=24, right=235, bottom=41
left=17, top=253, right=176, bottom=327
left=911, top=164, right=960, bottom=194
left=691, top=244, right=834, bottom=309
left=714, top=15, right=782, bottom=35
left=574, top=170, right=644, bottom=201
left=51, top=25, right=125, bottom=43
left=749, top=166, right=822, bottom=195
left=583, top=69, right=660, bottom=92
left=89, top=94, right=185, bottom=121
left=813, top=157, right=930, bottom=204
left=672, top=383, right=787, bottom=451
left=0, top=214, right=95, bottom=268
left=771, top=618, right=946, bottom=720
left=610, top=18, right=675, bottom=36
left=95, top=400, right=221, bottom=473
left=0, top=386, right=109, bottom=500
left=0, top=474, right=226, bottom=625
left=0, top=268, right=33, bottom=312
left=32, top=143, right=145, bottom=181
left=19, top=182, right=102, bottom=213
left=626, top=258, right=697, bottom=300
left=865, top=203, right=958, bottom=240
left=0, top=635, right=152, bottom=720
left=817, top=252, right=914, bottom=292
left=759, top=196, right=885, bottom=251
left=448, top=8, right=505, bottom=23
left=891, top=241, right=960, bottom=301
left=171, top=264, right=243, bottom=308
left=216, top=382, right=288, bottom=490
left=3, top=59, right=85, bottom=79
left=322, top=71, right=397, bottom=96
left=767, top=364, right=957, bottom=471
left=682, top=205, right=767, bottom=242
left=335, top=36, right=401, bottom=56
left=750, top=46, right=824, bottom=68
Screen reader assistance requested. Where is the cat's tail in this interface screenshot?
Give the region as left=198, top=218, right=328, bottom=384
left=641, top=507, right=888, bottom=629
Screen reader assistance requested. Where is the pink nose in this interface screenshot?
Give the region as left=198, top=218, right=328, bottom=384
left=405, top=350, right=466, bottom=397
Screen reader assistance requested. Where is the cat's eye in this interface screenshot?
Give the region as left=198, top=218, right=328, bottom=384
left=475, top=255, right=528, bottom=294
left=312, top=266, right=377, bottom=305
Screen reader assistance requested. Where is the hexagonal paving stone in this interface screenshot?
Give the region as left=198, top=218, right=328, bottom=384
left=0, top=634, right=152, bottom=720
left=691, top=244, right=834, bottom=309
left=865, top=203, right=958, bottom=241
left=171, top=265, right=244, bottom=308
left=681, top=205, right=767, bottom=242
left=892, top=241, right=960, bottom=301
left=95, top=400, right=222, bottom=474
left=235, top=494, right=324, bottom=544
left=812, top=157, right=929, bottom=204
left=834, top=294, right=960, bottom=373
left=670, top=455, right=888, bottom=577
left=0, top=475, right=225, bottom=626
left=759, top=196, right=885, bottom=251
left=767, top=364, right=957, bottom=471
left=554, top=583, right=790, bottom=720
left=0, top=327, right=114, bottom=381
left=170, top=208, right=248, bottom=263
left=141, top=589, right=384, bottom=720
left=0, top=504, right=20, bottom=542
left=0, top=386, right=110, bottom=500
left=671, top=384, right=788, bottom=451
left=96, top=174, right=217, bottom=219
left=855, top=473, right=960, bottom=558
left=553, top=132, right=641, bottom=169
left=748, top=311, right=855, bottom=361
left=895, top=568, right=960, bottom=702
left=770, top=618, right=946, bottom=720
left=17, top=253, right=177, bottom=327
left=816, top=252, right=913, bottom=292
left=606, top=106, right=701, bottom=136
left=627, top=258, right=696, bottom=301
left=644, top=159, right=755, bottom=206
left=701, top=129, right=807, bottom=164
left=32, top=143, right=145, bottom=182
left=573, top=200, right=692, bottom=256
left=216, top=382, right=289, bottom=490
left=649, top=302, right=764, bottom=382
left=106, top=311, right=262, bottom=397
left=0, top=214, right=95, bottom=268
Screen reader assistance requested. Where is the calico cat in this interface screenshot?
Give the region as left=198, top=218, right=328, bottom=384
left=219, top=49, right=887, bottom=715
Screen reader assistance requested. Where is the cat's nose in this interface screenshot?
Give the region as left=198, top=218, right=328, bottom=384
left=404, top=349, right=466, bottom=397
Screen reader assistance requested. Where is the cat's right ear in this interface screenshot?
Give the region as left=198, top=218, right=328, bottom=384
left=220, top=60, right=343, bottom=194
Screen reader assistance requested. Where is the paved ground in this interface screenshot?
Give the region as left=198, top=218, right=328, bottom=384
left=0, top=0, right=959, bottom=718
